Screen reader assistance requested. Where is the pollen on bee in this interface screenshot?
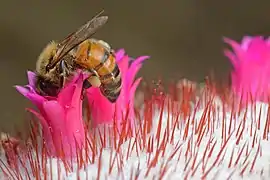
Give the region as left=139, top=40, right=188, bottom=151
left=88, top=75, right=101, bottom=87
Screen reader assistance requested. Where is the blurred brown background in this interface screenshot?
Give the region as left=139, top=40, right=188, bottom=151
left=0, top=0, right=269, bottom=133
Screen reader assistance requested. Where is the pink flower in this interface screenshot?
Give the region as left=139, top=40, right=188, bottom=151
left=86, top=49, right=149, bottom=130
left=15, top=71, right=86, bottom=158
left=224, top=36, right=270, bottom=103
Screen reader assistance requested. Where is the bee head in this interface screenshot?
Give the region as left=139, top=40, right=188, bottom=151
left=36, top=41, right=58, bottom=74
left=36, top=75, right=60, bottom=97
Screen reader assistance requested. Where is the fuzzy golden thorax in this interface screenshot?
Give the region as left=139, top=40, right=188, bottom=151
left=36, top=41, right=58, bottom=77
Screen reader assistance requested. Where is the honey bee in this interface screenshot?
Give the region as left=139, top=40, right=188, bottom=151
left=36, top=10, right=122, bottom=102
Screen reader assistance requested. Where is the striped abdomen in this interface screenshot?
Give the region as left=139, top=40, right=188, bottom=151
left=75, top=39, right=122, bottom=103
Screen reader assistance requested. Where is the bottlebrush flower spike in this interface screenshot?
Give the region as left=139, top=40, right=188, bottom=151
left=15, top=71, right=86, bottom=158
left=224, top=36, right=270, bottom=103
left=86, top=49, right=149, bottom=130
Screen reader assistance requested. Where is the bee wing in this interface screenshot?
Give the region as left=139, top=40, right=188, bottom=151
left=48, top=10, right=108, bottom=69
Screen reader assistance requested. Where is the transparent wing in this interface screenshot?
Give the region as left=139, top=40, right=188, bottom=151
left=47, top=10, right=108, bottom=69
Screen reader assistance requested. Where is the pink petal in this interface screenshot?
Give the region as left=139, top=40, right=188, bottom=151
left=224, top=49, right=238, bottom=68
left=16, top=85, right=53, bottom=127
left=42, top=101, right=66, bottom=131
left=25, top=85, right=37, bottom=94
left=117, top=56, right=129, bottom=98
left=226, top=36, right=270, bottom=103
left=57, top=84, right=76, bottom=108
left=70, top=73, right=84, bottom=107
left=126, top=61, right=145, bottom=91
left=128, top=77, right=142, bottom=111
left=119, top=78, right=142, bottom=129
left=129, top=78, right=142, bottom=100
left=127, top=77, right=142, bottom=109
left=115, top=49, right=125, bottom=62
left=127, top=56, right=149, bottom=81
left=16, top=85, right=47, bottom=109
left=87, top=88, right=114, bottom=126
left=265, top=37, right=270, bottom=45
left=57, top=73, right=84, bottom=108
left=129, top=56, right=149, bottom=68
left=15, top=85, right=39, bottom=98
left=241, top=36, right=253, bottom=50
left=224, top=37, right=247, bottom=62
left=65, top=74, right=85, bottom=146
left=42, top=100, right=68, bottom=155
left=15, top=85, right=30, bottom=97
left=27, top=93, right=47, bottom=109
left=27, top=71, right=37, bottom=88
left=118, top=56, right=129, bottom=76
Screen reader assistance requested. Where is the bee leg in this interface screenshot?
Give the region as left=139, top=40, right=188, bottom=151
left=87, top=75, right=101, bottom=88
left=60, top=60, right=70, bottom=76
left=83, top=80, right=92, bottom=89
left=82, top=69, right=101, bottom=89
left=60, top=60, right=72, bottom=86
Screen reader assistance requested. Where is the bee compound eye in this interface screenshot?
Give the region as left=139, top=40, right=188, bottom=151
left=38, top=80, right=59, bottom=97
left=39, top=81, right=47, bottom=90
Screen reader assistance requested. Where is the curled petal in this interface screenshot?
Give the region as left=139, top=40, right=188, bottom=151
left=15, top=85, right=39, bottom=98
left=27, top=71, right=37, bottom=88
left=115, top=49, right=125, bottom=62
left=126, top=56, right=149, bottom=89
left=15, top=86, right=30, bottom=97
left=127, top=56, right=149, bottom=77
left=128, top=78, right=142, bottom=109
left=224, top=49, right=238, bottom=69
left=25, top=85, right=37, bottom=94
left=16, top=85, right=47, bottom=109
left=129, top=78, right=142, bottom=100
left=224, top=37, right=247, bottom=63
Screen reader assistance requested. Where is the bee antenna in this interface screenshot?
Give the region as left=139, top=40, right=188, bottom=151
left=95, top=9, right=105, bottom=18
